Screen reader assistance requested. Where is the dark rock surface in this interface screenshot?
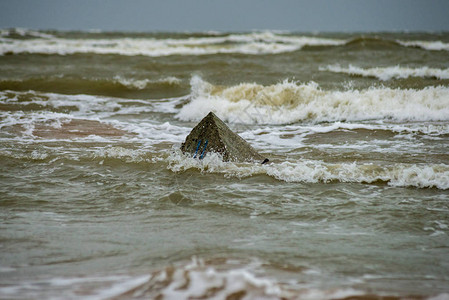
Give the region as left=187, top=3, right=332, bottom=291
left=181, top=112, right=269, bottom=164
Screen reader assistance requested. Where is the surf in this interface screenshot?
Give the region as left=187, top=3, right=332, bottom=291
left=320, top=64, right=449, bottom=81
left=176, top=76, right=449, bottom=125
left=0, top=30, right=346, bottom=56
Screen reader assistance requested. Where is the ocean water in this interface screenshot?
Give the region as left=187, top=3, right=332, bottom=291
left=1, top=28, right=449, bottom=299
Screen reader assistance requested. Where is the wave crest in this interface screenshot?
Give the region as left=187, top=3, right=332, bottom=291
left=167, top=150, right=449, bottom=190
left=344, top=37, right=402, bottom=49
left=112, top=76, right=182, bottom=90
left=0, top=28, right=55, bottom=39
left=176, top=76, right=449, bottom=124
left=398, top=39, right=449, bottom=51
left=2, top=30, right=449, bottom=56
left=0, top=31, right=345, bottom=56
left=321, top=64, right=449, bottom=81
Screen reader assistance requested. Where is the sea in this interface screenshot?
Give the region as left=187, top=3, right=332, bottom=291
left=1, top=28, right=449, bottom=299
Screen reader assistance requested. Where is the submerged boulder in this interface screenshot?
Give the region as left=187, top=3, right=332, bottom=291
left=181, top=112, right=269, bottom=164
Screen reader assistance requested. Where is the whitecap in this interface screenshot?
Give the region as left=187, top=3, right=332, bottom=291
left=113, top=75, right=182, bottom=90
left=167, top=150, right=449, bottom=190
left=320, top=64, right=449, bottom=80
left=0, top=31, right=345, bottom=56
left=176, top=76, right=449, bottom=124
left=0, top=28, right=54, bottom=39
left=398, top=39, right=449, bottom=51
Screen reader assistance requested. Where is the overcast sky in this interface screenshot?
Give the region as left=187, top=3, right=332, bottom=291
left=1, top=0, right=448, bottom=32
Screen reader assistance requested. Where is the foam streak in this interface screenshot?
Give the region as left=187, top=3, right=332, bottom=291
left=321, top=64, right=449, bottom=81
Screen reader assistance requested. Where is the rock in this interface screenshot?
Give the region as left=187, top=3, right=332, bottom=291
left=181, top=112, right=269, bottom=164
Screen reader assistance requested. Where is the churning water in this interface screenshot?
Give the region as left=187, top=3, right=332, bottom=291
left=1, top=29, right=449, bottom=299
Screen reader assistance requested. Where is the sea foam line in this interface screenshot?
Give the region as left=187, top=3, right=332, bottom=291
left=0, top=89, right=182, bottom=117
left=113, top=75, right=182, bottom=90
left=0, top=27, right=55, bottom=39
left=2, top=29, right=449, bottom=54
left=320, top=64, right=449, bottom=81
left=0, top=31, right=345, bottom=56
left=398, top=39, right=449, bottom=51
left=0, top=257, right=368, bottom=300
left=167, top=151, right=449, bottom=190
left=101, top=257, right=366, bottom=300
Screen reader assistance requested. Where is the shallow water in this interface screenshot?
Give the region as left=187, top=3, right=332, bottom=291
left=0, top=29, right=449, bottom=299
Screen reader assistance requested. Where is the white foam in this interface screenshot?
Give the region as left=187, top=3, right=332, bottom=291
left=321, top=64, right=449, bottom=80
left=298, top=288, right=365, bottom=300
left=0, top=28, right=55, bottom=39
left=242, top=121, right=449, bottom=152
left=95, top=258, right=369, bottom=300
left=298, top=122, right=449, bottom=136
left=0, top=110, right=72, bottom=137
left=0, top=90, right=189, bottom=120
left=268, top=161, right=449, bottom=190
left=119, top=121, right=190, bottom=145
left=0, top=90, right=193, bottom=146
left=0, top=110, right=189, bottom=147
left=87, top=275, right=151, bottom=300
left=0, top=274, right=150, bottom=300
left=0, top=90, right=123, bottom=119
left=176, top=76, right=449, bottom=124
left=0, top=259, right=370, bottom=300
left=135, top=258, right=286, bottom=300
left=2, top=29, right=448, bottom=56
left=0, top=90, right=176, bottom=126
left=0, top=31, right=345, bottom=56
left=113, top=75, right=182, bottom=89
left=398, top=39, right=449, bottom=51
left=167, top=150, right=449, bottom=190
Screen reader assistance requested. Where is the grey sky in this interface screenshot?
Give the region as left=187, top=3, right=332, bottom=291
left=1, top=0, right=448, bottom=32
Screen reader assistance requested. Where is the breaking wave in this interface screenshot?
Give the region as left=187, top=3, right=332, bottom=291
left=0, top=30, right=345, bottom=56
left=112, top=75, right=182, bottom=90
left=398, top=39, right=449, bottom=51
left=2, top=29, right=449, bottom=57
left=167, top=151, right=449, bottom=190
left=176, top=76, right=449, bottom=124
left=342, top=36, right=449, bottom=52
left=320, top=64, right=449, bottom=81
left=0, top=27, right=55, bottom=39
